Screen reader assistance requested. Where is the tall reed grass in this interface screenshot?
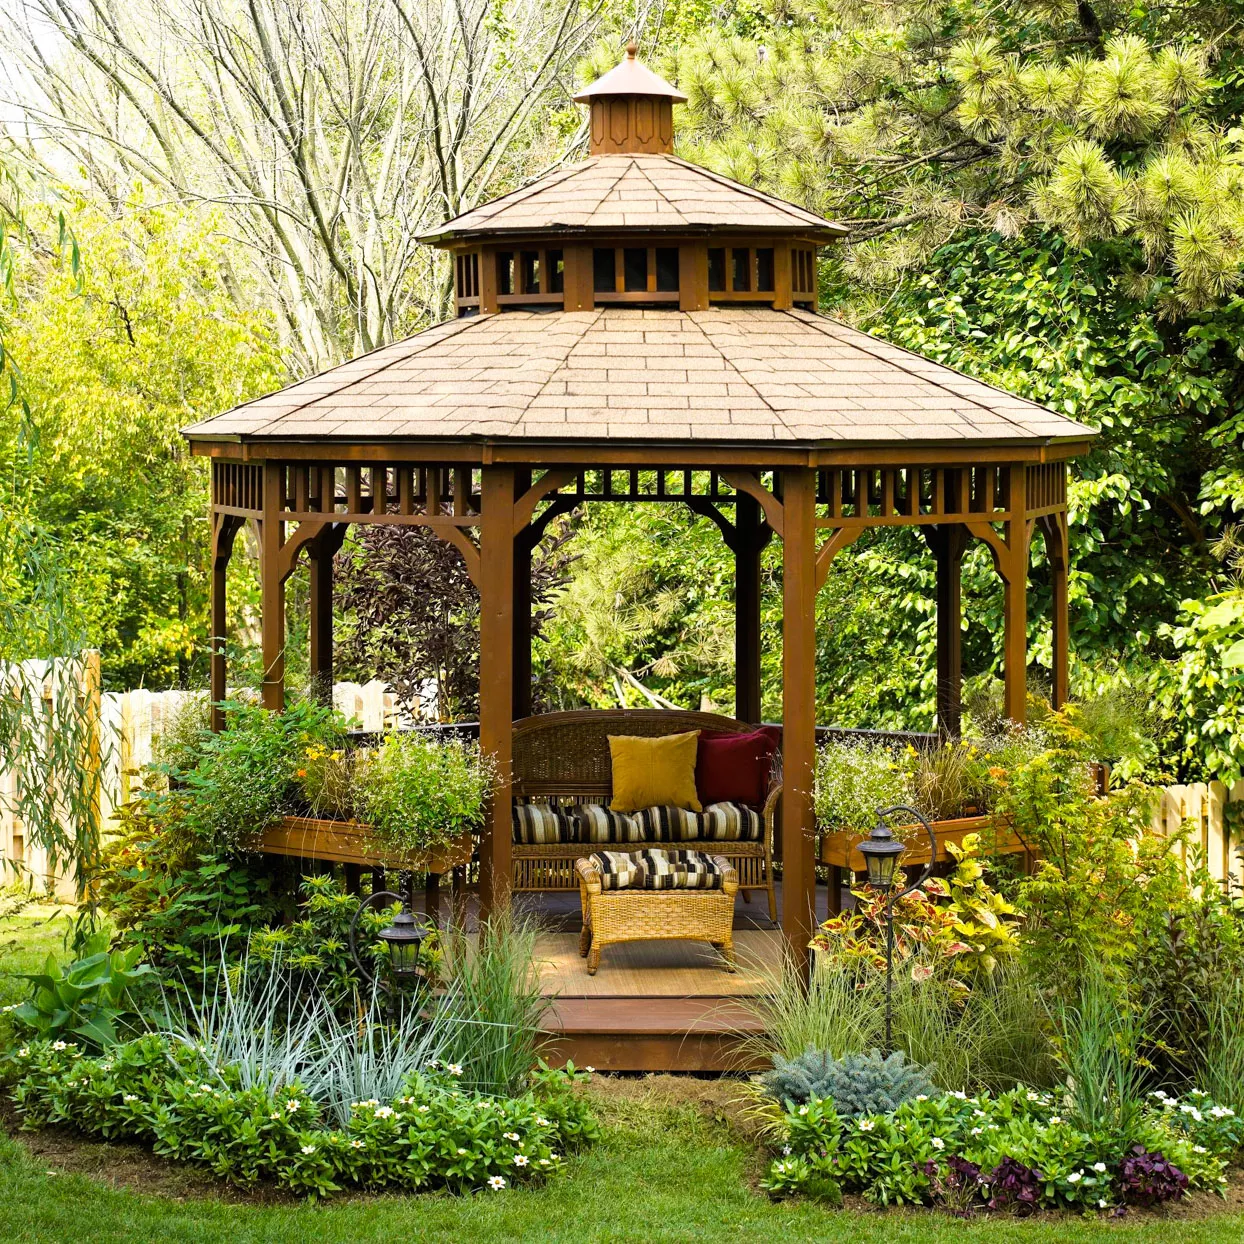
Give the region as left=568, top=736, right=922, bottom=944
left=1200, top=977, right=1244, bottom=1112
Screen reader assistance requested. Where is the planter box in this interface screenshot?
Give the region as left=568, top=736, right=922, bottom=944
left=818, top=814, right=1029, bottom=873
left=256, top=816, right=475, bottom=873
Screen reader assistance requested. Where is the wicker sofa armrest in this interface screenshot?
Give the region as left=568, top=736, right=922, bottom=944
left=574, top=855, right=603, bottom=894
left=711, top=854, right=739, bottom=897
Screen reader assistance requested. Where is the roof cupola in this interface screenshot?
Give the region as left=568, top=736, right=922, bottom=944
left=572, top=43, right=686, bottom=156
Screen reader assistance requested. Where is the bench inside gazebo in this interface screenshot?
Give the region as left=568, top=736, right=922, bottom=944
left=186, top=45, right=1093, bottom=1071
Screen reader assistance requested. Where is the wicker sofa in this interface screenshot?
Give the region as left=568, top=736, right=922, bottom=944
left=510, top=709, right=780, bottom=919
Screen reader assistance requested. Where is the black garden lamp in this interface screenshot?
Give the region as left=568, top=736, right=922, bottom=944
left=857, top=805, right=937, bottom=1054
left=349, top=888, right=426, bottom=990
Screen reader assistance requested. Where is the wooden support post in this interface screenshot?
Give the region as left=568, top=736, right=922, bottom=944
left=478, top=465, right=516, bottom=918
left=930, top=524, right=966, bottom=738
left=513, top=470, right=533, bottom=719
left=425, top=871, right=441, bottom=927
left=781, top=467, right=818, bottom=971
left=735, top=491, right=763, bottom=723
left=209, top=516, right=240, bottom=732
left=308, top=527, right=335, bottom=705
left=344, top=863, right=361, bottom=897
left=260, top=463, right=286, bottom=712
left=1003, top=465, right=1029, bottom=724
left=1040, top=511, right=1070, bottom=708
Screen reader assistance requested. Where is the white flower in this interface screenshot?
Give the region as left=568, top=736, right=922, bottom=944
left=1026, top=1091, right=1040, bottom=1102
left=1098, top=1199, right=1108, bottom=1208
left=269, top=1112, right=281, bottom=1120
left=399, top=1096, right=413, bottom=1105
left=101, top=1064, right=113, bottom=1072
left=1190, top=1089, right=1208, bottom=1097
left=513, top=1154, right=529, bottom=1167
left=1193, top=1145, right=1208, bottom=1154
left=950, top=1091, right=967, bottom=1100
left=1092, top=1162, right=1107, bottom=1173
left=418, top=1105, right=430, bottom=1113
left=1210, top=1105, right=1235, bottom=1118
left=374, top=1106, right=394, bottom=1119
left=51, top=1041, right=67, bottom=1051
left=447, top=1064, right=464, bottom=1078
left=458, top=1148, right=468, bottom=1156
left=931, top=1137, right=945, bottom=1151
left=286, top=1099, right=301, bottom=1113
left=1050, top=1116, right=1063, bottom=1125
left=914, top=1094, right=928, bottom=1102
left=301, top=1144, right=316, bottom=1155
left=1151, top=1090, right=1170, bottom=1100
left=782, top=1145, right=792, bottom=1156
left=487, top=1175, right=506, bottom=1190
left=0, top=1004, right=15, bottom=1013
left=798, top=1105, right=809, bottom=1116
left=538, top=1158, right=551, bottom=1167
left=123, top=1094, right=138, bottom=1103
left=1067, top=1171, right=1083, bottom=1184
left=585, top=1066, right=595, bottom=1074
left=971, top=1127, right=983, bottom=1136
left=503, top=1132, right=521, bottom=1142
left=550, top=1153, right=560, bottom=1161
left=351, top=1139, right=364, bottom=1150
left=973, top=1109, right=985, bottom=1118
left=535, top=1116, right=550, bottom=1127
left=17, top=1049, right=29, bottom=1058
left=857, top=1119, right=875, bottom=1132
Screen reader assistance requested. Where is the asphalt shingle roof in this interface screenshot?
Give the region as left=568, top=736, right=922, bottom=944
left=419, top=154, right=847, bottom=242
left=184, top=307, right=1094, bottom=447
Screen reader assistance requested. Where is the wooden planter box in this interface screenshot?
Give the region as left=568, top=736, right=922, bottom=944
left=257, top=816, right=475, bottom=873
left=818, top=814, right=1029, bottom=873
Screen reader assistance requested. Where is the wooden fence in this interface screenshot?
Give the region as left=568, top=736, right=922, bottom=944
left=1150, top=781, right=1244, bottom=890
left=2, top=655, right=400, bottom=899
left=6, top=655, right=1244, bottom=901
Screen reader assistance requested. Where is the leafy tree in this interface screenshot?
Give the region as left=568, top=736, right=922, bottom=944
left=670, top=0, right=1244, bottom=312
left=0, top=195, right=282, bottom=689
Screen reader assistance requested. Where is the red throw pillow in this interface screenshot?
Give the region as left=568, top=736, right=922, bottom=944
left=695, top=726, right=780, bottom=808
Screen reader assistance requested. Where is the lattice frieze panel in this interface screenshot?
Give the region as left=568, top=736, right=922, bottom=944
left=211, top=462, right=263, bottom=514
left=276, top=464, right=482, bottom=524
left=815, top=466, right=1011, bottom=527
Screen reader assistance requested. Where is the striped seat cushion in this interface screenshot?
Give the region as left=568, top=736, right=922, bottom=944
left=632, top=802, right=762, bottom=843
left=588, top=850, right=642, bottom=890
left=511, top=803, right=574, bottom=844
left=635, top=848, right=726, bottom=890
left=571, top=804, right=644, bottom=844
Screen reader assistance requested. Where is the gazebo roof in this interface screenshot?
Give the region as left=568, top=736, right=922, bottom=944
left=419, top=154, right=847, bottom=244
left=184, top=306, right=1093, bottom=447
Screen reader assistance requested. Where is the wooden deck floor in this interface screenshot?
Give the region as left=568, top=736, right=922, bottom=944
left=534, top=929, right=781, bottom=1072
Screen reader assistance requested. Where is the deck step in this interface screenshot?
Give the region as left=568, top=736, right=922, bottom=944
left=540, top=996, right=767, bottom=1072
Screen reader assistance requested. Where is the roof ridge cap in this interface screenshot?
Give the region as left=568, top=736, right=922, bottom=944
left=664, top=155, right=843, bottom=232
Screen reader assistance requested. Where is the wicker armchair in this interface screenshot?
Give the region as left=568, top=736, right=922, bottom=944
left=510, top=709, right=779, bottom=920
left=575, top=854, right=738, bottom=976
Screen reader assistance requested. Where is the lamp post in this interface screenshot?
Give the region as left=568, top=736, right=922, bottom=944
left=856, top=805, right=937, bottom=1054
left=348, top=885, right=427, bottom=992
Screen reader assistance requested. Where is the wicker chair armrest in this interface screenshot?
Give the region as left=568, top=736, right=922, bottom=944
left=574, top=856, right=603, bottom=893
left=711, top=854, right=739, bottom=895
left=762, top=781, right=781, bottom=842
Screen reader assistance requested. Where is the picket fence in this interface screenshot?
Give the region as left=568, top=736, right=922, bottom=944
left=1, top=656, right=401, bottom=899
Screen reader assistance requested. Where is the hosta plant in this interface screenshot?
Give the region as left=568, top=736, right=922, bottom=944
left=762, top=1047, right=937, bottom=1115
left=10, top=931, right=154, bottom=1048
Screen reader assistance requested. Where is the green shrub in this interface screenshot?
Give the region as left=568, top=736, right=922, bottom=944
left=762, top=1048, right=936, bottom=1115
left=7, top=930, right=154, bottom=1048
left=3, top=1035, right=596, bottom=1200
left=353, top=733, right=494, bottom=856
left=763, top=1084, right=1237, bottom=1210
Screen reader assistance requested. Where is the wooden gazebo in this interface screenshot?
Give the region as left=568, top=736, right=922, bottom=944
left=186, top=46, right=1094, bottom=971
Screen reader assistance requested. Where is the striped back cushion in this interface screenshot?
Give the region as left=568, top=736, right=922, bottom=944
left=589, top=850, right=641, bottom=890
left=635, top=848, right=725, bottom=890
left=698, top=802, right=763, bottom=842
left=572, top=804, right=644, bottom=844
left=512, top=803, right=574, bottom=844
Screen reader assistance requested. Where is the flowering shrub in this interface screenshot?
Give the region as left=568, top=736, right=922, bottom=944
left=761, top=1085, right=1235, bottom=1214
left=809, top=834, right=1021, bottom=980
left=1, top=1036, right=597, bottom=1200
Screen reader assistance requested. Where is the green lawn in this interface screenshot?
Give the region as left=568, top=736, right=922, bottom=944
left=2, top=909, right=1243, bottom=1242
